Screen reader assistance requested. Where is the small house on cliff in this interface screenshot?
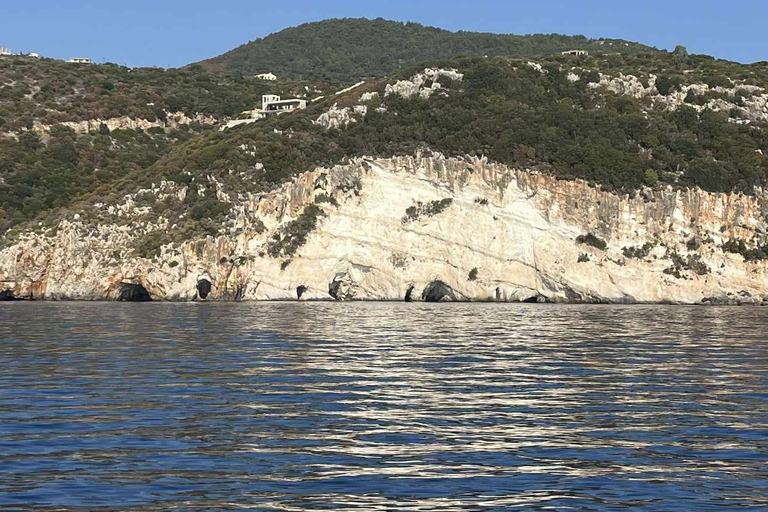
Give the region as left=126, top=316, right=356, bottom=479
left=261, top=94, right=307, bottom=114
left=561, top=50, right=589, bottom=56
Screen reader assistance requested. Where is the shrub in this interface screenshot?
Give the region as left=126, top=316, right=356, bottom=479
left=468, top=267, right=478, bottom=281
left=722, top=238, right=768, bottom=261
left=665, top=250, right=710, bottom=278
left=576, top=233, right=608, bottom=251
left=190, top=199, right=230, bottom=221
left=402, top=198, right=453, bottom=223
left=686, top=237, right=701, bottom=251
left=267, top=204, right=325, bottom=257
left=622, top=242, right=654, bottom=259
left=643, top=169, right=659, bottom=186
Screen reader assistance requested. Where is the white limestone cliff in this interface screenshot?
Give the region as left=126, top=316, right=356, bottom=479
left=590, top=72, right=768, bottom=124
left=314, top=104, right=368, bottom=129
left=1, top=153, right=767, bottom=304
left=385, top=68, right=464, bottom=100
left=31, top=112, right=217, bottom=135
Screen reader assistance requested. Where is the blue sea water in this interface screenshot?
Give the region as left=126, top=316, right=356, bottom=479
left=1, top=302, right=767, bottom=511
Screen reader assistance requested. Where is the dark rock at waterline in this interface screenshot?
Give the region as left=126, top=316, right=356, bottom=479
left=297, top=285, right=308, bottom=300
left=328, top=279, right=342, bottom=300
left=0, top=289, right=23, bottom=301
left=328, top=272, right=356, bottom=301
left=197, top=279, right=212, bottom=300
left=404, top=285, right=415, bottom=302
left=421, top=280, right=457, bottom=302
left=118, top=284, right=152, bottom=302
left=522, top=294, right=549, bottom=303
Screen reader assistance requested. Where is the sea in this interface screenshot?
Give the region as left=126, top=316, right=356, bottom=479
left=1, top=302, right=767, bottom=511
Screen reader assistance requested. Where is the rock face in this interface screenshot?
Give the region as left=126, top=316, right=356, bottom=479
left=314, top=104, right=368, bottom=129
left=385, top=68, right=463, bottom=99
left=2, top=152, right=768, bottom=304
left=589, top=72, right=768, bottom=125
left=32, top=112, right=217, bottom=135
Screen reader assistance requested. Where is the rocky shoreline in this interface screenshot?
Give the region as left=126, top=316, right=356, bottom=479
left=2, top=153, right=768, bottom=305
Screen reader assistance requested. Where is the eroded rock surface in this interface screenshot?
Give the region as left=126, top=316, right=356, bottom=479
left=2, top=152, right=768, bottom=303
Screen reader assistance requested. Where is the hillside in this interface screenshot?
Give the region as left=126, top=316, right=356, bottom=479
left=3, top=30, right=768, bottom=303
left=195, top=18, right=658, bottom=82
left=0, top=56, right=337, bottom=230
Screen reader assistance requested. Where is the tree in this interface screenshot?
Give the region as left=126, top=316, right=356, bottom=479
left=672, top=45, right=688, bottom=58
left=644, top=169, right=659, bottom=186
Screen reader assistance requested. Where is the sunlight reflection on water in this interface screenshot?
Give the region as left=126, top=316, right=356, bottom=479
left=0, top=302, right=767, bottom=511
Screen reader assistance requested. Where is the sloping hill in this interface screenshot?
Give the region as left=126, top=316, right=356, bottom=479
left=195, top=17, right=658, bottom=82
left=4, top=39, right=768, bottom=303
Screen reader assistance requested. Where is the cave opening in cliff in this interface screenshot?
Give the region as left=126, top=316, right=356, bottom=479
left=197, top=279, right=212, bottom=300
left=421, top=281, right=457, bottom=302
left=118, top=283, right=152, bottom=302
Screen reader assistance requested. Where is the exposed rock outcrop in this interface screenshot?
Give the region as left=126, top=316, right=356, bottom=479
left=32, top=112, right=217, bottom=136
left=2, top=152, right=768, bottom=304
left=314, top=104, right=368, bottom=129
left=590, top=72, right=768, bottom=124
left=385, top=68, right=463, bottom=100
left=328, top=272, right=357, bottom=301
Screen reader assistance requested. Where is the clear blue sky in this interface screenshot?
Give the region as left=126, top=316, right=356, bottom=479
left=2, top=0, right=766, bottom=68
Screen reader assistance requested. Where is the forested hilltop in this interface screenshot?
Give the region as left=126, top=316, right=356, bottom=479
left=196, top=17, right=657, bottom=82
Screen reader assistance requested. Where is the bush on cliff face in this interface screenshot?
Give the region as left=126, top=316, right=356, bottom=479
left=623, top=243, right=654, bottom=259
left=664, top=250, right=710, bottom=278
left=723, top=238, right=768, bottom=261
left=402, top=198, right=453, bottom=223
left=267, top=204, right=325, bottom=258
left=577, top=233, right=608, bottom=251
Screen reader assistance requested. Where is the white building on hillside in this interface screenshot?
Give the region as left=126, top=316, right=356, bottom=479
left=0, top=47, right=11, bottom=56
left=561, top=50, right=588, bottom=57
left=68, top=57, right=93, bottom=64
left=256, top=72, right=277, bottom=81
left=261, top=94, right=307, bottom=114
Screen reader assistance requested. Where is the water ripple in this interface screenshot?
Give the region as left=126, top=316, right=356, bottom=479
left=1, top=302, right=767, bottom=510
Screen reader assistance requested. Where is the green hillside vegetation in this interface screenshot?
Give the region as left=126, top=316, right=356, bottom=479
left=3, top=38, right=768, bottom=255
left=156, top=51, right=768, bottom=197
left=0, top=56, right=325, bottom=231
left=0, top=56, right=275, bottom=131
left=196, top=17, right=658, bottom=82
left=0, top=123, right=213, bottom=230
